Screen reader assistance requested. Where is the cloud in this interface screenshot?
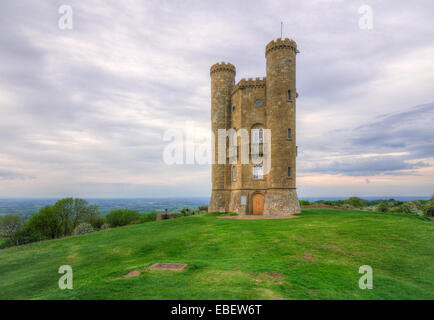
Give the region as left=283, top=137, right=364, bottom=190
left=300, top=156, right=430, bottom=176
left=0, top=0, right=433, bottom=197
left=0, top=171, right=34, bottom=180
left=352, top=103, right=434, bottom=158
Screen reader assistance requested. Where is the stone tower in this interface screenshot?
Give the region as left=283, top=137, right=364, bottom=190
left=209, top=38, right=301, bottom=216
left=209, top=62, right=236, bottom=212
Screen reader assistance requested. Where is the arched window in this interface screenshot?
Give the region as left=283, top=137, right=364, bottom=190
left=251, top=125, right=264, bottom=144
left=251, top=125, right=265, bottom=157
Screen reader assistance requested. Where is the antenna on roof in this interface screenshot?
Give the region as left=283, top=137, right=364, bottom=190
left=280, top=21, right=283, bottom=38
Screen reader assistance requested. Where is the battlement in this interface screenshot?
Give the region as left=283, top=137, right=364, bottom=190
left=210, top=62, right=236, bottom=75
left=265, top=38, right=297, bottom=56
left=231, top=77, right=266, bottom=95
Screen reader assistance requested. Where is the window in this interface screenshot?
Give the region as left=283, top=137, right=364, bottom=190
left=288, top=60, right=292, bottom=66
left=253, top=164, right=263, bottom=179
left=240, top=196, right=247, bottom=205
left=287, top=90, right=291, bottom=101
left=232, top=105, right=236, bottom=112
left=288, top=167, right=291, bottom=177
left=251, top=126, right=264, bottom=144
left=255, top=99, right=262, bottom=107
left=287, top=128, right=291, bottom=139
left=233, top=166, right=236, bottom=181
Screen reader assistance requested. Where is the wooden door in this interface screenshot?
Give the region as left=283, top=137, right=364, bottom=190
left=252, top=194, right=264, bottom=215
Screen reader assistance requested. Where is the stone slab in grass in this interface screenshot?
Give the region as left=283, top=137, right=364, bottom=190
left=123, top=270, right=140, bottom=278
left=148, top=263, right=188, bottom=271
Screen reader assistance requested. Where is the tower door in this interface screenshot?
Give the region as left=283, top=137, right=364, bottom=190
left=252, top=194, right=264, bottom=215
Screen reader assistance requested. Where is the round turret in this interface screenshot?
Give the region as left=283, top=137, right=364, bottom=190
left=210, top=62, right=236, bottom=76
left=209, top=62, right=236, bottom=213
left=265, top=38, right=297, bottom=57
left=265, top=38, right=297, bottom=189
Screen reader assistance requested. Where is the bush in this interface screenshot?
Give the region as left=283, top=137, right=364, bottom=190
left=139, top=212, right=157, bottom=223
left=26, top=206, right=62, bottom=240
left=345, top=197, right=365, bottom=208
left=180, top=208, right=193, bottom=216
left=100, top=223, right=110, bottom=230
left=299, top=200, right=310, bottom=206
left=73, top=223, right=94, bottom=235
left=424, top=205, right=434, bottom=217
left=0, top=214, right=23, bottom=240
left=13, top=225, right=40, bottom=245
left=0, top=238, right=15, bottom=249
left=88, top=217, right=105, bottom=230
left=393, top=202, right=422, bottom=215
left=198, top=206, right=208, bottom=212
left=377, top=202, right=389, bottom=213
left=106, top=209, right=140, bottom=227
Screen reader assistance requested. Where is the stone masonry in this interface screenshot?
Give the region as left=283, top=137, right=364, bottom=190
left=209, top=38, right=301, bottom=216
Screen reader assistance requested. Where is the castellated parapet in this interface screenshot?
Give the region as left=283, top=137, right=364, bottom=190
left=209, top=38, right=301, bottom=216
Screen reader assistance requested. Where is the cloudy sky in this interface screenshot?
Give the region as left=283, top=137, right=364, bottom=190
left=0, top=0, right=433, bottom=198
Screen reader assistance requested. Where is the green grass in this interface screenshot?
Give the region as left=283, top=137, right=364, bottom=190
left=0, top=209, right=432, bottom=300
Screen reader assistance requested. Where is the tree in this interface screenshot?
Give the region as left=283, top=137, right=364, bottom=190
left=0, top=214, right=23, bottom=241
left=54, top=198, right=74, bottom=236
left=27, top=206, right=62, bottom=240
left=53, top=198, right=101, bottom=235
left=81, top=205, right=103, bottom=229
left=377, top=202, right=389, bottom=213
left=106, top=209, right=140, bottom=227
left=345, top=197, right=365, bottom=208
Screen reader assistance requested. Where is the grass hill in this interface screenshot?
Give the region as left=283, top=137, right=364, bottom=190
left=0, top=209, right=432, bottom=300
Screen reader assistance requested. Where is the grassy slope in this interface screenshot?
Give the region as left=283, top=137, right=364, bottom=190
left=0, top=209, right=432, bottom=300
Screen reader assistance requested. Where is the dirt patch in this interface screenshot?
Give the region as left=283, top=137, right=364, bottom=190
left=254, top=288, right=287, bottom=300
left=302, top=253, right=318, bottom=264
left=110, top=248, right=132, bottom=257
left=218, top=215, right=299, bottom=220
left=321, top=244, right=348, bottom=254
left=250, top=271, right=286, bottom=285
left=264, top=272, right=286, bottom=278
left=148, top=263, right=188, bottom=271
left=123, top=270, right=140, bottom=278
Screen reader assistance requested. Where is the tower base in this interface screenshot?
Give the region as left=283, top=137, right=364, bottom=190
left=208, top=190, right=226, bottom=213
left=263, top=189, right=301, bottom=217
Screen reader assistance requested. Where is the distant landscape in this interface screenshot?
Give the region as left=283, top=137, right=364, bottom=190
left=0, top=196, right=431, bottom=218
left=0, top=197, right=210, bottom=218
